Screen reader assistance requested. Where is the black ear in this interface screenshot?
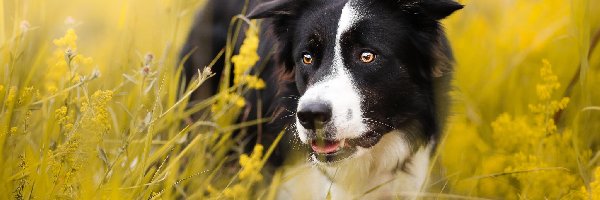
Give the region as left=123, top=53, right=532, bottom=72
left=247, top=0, right=305, bottom=73
left=247, top=0, right=297, bottom=19
left=418, top=0, right=464, bottom=20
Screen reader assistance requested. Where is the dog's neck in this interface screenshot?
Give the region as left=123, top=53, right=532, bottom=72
left=279, top=133, right=433, bottom=199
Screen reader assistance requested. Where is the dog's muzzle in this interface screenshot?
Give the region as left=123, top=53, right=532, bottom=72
left=296, top=101, right=359, bottom=163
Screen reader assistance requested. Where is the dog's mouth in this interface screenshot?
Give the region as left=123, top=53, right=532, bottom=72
left=309, top=139, right=357, bottom=163
left=310, top=139, right=346, bottom=154
left=308, top=131, right=383, bottom=163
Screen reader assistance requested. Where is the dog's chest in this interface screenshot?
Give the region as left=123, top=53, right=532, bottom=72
left=277, top=134, right=432, bottom=199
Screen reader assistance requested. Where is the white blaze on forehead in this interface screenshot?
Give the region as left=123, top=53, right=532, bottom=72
left=334, top=1, right=361, bottom=72
left=296, top=1, right=367, bottom=143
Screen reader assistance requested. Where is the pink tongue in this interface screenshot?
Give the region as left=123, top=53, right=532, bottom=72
left=311, top=140, right=340, bottom=154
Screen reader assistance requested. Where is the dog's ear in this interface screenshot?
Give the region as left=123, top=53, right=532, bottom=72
left=402, top=0, right=463, bottom=20
left=247, top=0, right=298, bottom=19
left=420, top=0, right=463, bottom=20
left=247, top=0, right=307, bottom=74
left=395, top=0, right=461, bottom=78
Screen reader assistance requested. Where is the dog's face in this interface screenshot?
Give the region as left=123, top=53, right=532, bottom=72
left=250, top=0, right=461, bottom=164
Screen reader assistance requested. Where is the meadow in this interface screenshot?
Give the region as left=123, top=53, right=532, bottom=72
left=1, top=0, right=599, bottom=199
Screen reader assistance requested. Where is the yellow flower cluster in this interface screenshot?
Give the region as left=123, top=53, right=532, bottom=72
left=49, top=137, right=82, bottom=168
left=53, top=29, right=78, bottom=49
left=231, top=23, right=266, bottom=90
left=45, top=28, right=94, bottom=93
left=586, top=167, right=600, bottom=199
left=504, top=152, right=580, bottom=198
left=232, top=27, right=260, bottom=82
left=80, top=90, right=113, bottom=135
left=55, top=106, right=74, bottom=132
left=222, top=144, right=265, bottom=199
left=239, top=144, right=264, bottom=182
left=17, top=86, right=37, bottom=106
left=211, top=22, right=266, bottom=130
left=491, top=113, right=540, bottom=152
left=200, top=23, right=271, bottom=199
left=211, top=92, right=246, bottom=114
left=536, top=60, right=561, bottom=100
left=528, top=60, right=570, bottom=134
left=571, top=167, right=600, bottom=199
left=489, top=61, right=584, bottom=197
left=238, top=75, right=266, bottom=90
left=442, top=60, right=588, bottom=198
left=47, top=135, right=83, bottom=198
left=55, top=106, right=68, bottom=124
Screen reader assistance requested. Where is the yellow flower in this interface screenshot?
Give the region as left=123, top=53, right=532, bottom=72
left=231, top=22, right=260, bottom=86
left=81, top=90, right=113, bottom=135
left=491, top=113, right=541, bottom=152
left=527, top=60, right=570, bottom=134
left=443, top=58, right=585, bottom=198
left=44, top=28, right=94, bottom=92
left=211, top=92, right=246, bottom=113
left=223, top=184, right=246, bottom=199
left=239, top=75, right=266, bottom=90
left=235, top=98, right=246, bottom=107
left=53, top=28, right=78, bottom=50
left=17, top=86, right=35, bottom=105
left=239, top=144, right=264, bottom=182
left=579, top=167, right=600, bottom=199
left=232, top=29, right=259, bottom=73
left=503, top=152, right=579, bottom=198
left=55, top=106, right=69, bottom=125
left=535, top=60, right=561, bottom=101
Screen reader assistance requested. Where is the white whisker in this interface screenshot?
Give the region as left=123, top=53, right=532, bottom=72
left=362, top=118, right=395, bottom=129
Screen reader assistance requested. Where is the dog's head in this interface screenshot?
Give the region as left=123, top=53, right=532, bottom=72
left=249, top=0, right=461, bottom=164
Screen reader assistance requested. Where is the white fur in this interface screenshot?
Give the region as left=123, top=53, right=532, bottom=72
left=278, top=133, right=433, bottom=199
left=296, top=0, right=367, bottom=143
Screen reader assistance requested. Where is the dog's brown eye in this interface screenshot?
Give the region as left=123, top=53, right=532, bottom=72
left=302, top=53, right=313, bottom=65
left=360, top=51, right=376, bottom=63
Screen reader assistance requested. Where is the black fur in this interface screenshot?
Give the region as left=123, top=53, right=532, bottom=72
left=181, top=0, right=461, bottom=165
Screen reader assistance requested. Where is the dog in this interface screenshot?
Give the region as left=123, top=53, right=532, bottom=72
left=182, top=0, right=462, bottom=198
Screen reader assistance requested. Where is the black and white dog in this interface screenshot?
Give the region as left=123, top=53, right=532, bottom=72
left=182, top=0, right=461, bottom=198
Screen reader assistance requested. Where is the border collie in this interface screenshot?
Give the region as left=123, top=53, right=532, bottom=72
left=182, top=0, right=462, bottom=198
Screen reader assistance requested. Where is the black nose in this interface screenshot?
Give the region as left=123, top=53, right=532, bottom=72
left=297, top=102, right=332, bottom=130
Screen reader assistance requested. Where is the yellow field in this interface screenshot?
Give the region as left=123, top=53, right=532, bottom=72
left=0, top=0, right=599, bottom=199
